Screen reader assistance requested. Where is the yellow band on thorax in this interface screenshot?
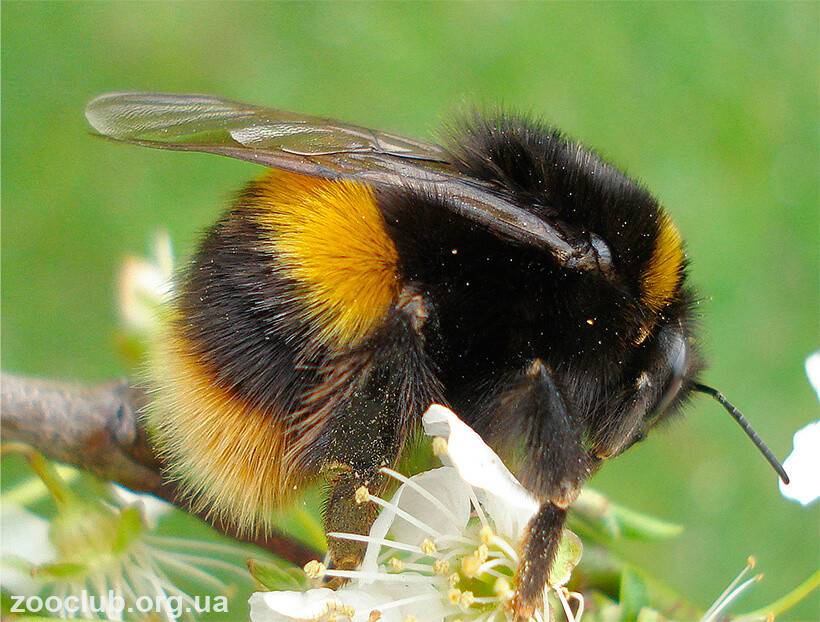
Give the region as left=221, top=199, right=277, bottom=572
left=641, top=213, right=684, bottom=313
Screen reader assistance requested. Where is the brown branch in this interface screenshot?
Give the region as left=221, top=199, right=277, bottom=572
left=0, top=371, right=320, bottom=567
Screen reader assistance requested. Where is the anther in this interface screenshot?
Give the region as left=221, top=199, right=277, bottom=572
left=433, top=559, right=450, bottom=575
left=354, top=485, right=370, bottom=504
left=303, top=560, right=326, bottom=579
left=459, top=591, right=475, bottom=609
left=431, top=437, right=448, bottom=457
left=461, top=555, right=482, bottom=578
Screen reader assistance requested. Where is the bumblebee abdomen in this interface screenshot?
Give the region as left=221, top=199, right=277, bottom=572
left=147, top=171, right=405, bottom=532
left=147, top=329, right=298, bottom=532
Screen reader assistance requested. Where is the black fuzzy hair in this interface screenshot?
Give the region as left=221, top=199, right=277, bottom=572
left=445, top=112, right=665, bottom=294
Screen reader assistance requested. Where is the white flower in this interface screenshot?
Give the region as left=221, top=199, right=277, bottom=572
left=806, top=352, right=820, bottom=402
left=249, top=404, right=583, bottom=622
left=778, top=353, right=820, bottom=506
left=118, top=231, right=174, bottom=334
left=778, top=421, right=820, bottom=506
left=0, top=451, right=247, bottom=621
left=0, top=505, right=53, bottom=594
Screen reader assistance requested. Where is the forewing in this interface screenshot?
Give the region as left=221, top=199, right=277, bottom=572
left=85, top=92, right=448, bottom=168
left=86, top=92, right=612, bottom=274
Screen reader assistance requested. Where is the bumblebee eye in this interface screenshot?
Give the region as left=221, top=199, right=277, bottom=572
left=622, top=429, right=647, bottom=452
left=654, top=331, right=687, bottom=416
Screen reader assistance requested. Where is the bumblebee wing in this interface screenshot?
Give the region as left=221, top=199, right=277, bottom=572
left=85, top=91, right=448, bottom=168
left=86, top=92, right=611, bottom=274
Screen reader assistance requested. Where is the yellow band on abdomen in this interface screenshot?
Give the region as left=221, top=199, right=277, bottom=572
left=251, top=171, right=400, bottom=349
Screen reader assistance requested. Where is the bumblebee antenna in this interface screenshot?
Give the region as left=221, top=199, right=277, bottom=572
left=694, top=383, right=789, bottom=484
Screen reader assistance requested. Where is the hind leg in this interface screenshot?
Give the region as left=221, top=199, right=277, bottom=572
left=323, top=466, right=386, bottom=571
left=321, top=289, right=438, bottom=572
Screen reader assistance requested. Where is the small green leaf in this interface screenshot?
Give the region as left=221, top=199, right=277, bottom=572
left=620, top=567, right=650, bottom=622
left=611, top=505, right=683, bottom=541
left=247, top=558, right=307, bottom=591
left=572, top=489, right=682, bottom=543
left=32, top=561, right=87, bottom=579
left=549, top=528, right=583, bottom=586
left=112, top=505, right=144, bottom=553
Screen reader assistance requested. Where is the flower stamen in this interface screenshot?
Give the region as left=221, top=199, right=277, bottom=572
left=431, top=437, right=449, bottom=456
left=379, top=467, right=464, bottom=528
left=421, top=538, right=438, bottom=555
left=355, top=485, right=371, bottom=504
left=702, top=557, right=760, bottom=622
left=303, top=560, right=327, bottom=579
left=367, top=495, right=443, bottom=539
left=327, top=531, right=427, bottom=556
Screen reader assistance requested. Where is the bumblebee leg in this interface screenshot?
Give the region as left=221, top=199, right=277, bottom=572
left=515, top=358, right=590, bottom=505
left=321, top=286, right=438, bottom=574
left=323, top=466, right=384, bottom=572
left=321, top=381, right=402, bottom=573
left=513, top=502, right=568, bottom=619
left=504, top=359, right=590, bottom=617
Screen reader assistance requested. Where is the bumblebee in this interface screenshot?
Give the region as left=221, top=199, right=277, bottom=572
left=86, top=92, right=788, bottom=616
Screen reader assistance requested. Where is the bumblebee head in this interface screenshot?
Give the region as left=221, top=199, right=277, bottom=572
left=601, top=294, right=789, bottom=485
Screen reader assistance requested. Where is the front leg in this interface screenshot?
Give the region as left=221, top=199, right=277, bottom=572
left=514, top=502, right=568, bottom=617
left=504, top=359, right=592, bottom=618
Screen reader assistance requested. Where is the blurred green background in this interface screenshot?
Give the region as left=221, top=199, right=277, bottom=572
left=2, top=1, right=818, bottom=619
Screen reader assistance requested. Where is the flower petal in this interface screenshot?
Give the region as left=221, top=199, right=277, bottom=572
left=0, top=505, right=55, bottom=595
left=387, top=467, right=472, bottom=546
left=779, top=420, right=820, bottom=506
left=806, top=351, right=820, bottom=402
left=360, top=484, right=407, bottom=580
left=249, top=583, right=445, bottom=622
left=375, top=581, right=450, bottom=621
left=359, top=467, right=470, bottom=579
left=422, top=404, right=538, bottom=536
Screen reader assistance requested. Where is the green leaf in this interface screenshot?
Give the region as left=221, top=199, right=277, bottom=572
left=112, top=505, right=144, bottom=553
left=611, top=505, right=683, bottom=541
left=572, top=489, right=683, bottom=543
left=549, top=528, right=583, bottom=586
left=247, top=557, right=307, bottom=591
left=620, top=567, right=650, bottom=622
left=32, top=561, right=87, bottom=579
